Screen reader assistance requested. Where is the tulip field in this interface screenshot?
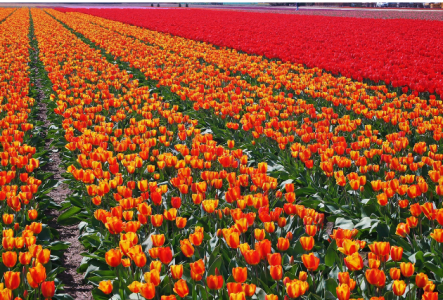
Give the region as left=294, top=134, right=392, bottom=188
left=2, top=6, right=443, bottom=300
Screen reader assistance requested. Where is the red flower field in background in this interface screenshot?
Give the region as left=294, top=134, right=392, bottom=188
left=57, top=8, right=443, bottom=97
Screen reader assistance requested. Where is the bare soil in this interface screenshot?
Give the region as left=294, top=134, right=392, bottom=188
left=31, top=46, right=93, bottom=300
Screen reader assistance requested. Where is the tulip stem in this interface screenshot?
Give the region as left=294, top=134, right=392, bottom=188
left=405, top=278, right=410, bottom=299
left=167, top=267, right=174, bottom=294
left=419, top=217, right=423, bottom=239
left=310, top=271, right=316, bottom=292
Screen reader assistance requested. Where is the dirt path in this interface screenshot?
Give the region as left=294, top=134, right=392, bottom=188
left=30, top=26, right=93, bottom=300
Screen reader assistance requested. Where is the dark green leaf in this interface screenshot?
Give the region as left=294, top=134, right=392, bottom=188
left=58, top=207, right=82, bottom=225
left=325, top=240, right=337, bottom=267
left=325, top=278, right=338, bottom=295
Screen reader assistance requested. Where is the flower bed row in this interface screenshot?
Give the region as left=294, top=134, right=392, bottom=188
left=0, top=8, right=69, bottom=300
left=34, top=8, right=443, bottom=300
left=0, top=8, right=15, bottom=21
left=57, top=7, right=443, bottom=98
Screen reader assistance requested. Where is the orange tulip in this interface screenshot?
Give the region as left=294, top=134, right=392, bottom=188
left=336, top=284, right=350, bottom=300
left=243, top=249, right=261, bottom=265
left=305, top=225, right=317, bottom=236
left=368, top=258, right=381, bottom=269
left=140, top=282, right=156, bottom=299
left=337, top=239, right=359, bottom=256
left=41, top=281, right=55, bottom=299
left=170, top=265, right=183, bottom=280
left=176, top=217, right=187, bottom=229
left=105, top=217, right=124, bottom=234
left=189, top=231, right=204, bottom=246
left=105, top=248, right=122, bottom=267
left=416, top=273, right=429, bottom=288
left=242, top=283, right=256, bottom=297
left=424, top=281, right=435, bottom=292
left=392, top=280, right=406, bottom=296
left=264, top=222, right=275, bottom=233
left=389, top=268, right=401, bottom=280
left=226, top=232, right=240, bottom=249
left=151, top=214, right=163, bottom=227
left=128, top=281, right=142, bottom=293
left=400, top=262, right=414, bottom=277
left=227, top=282, right=243, bottom=295
left=368, top=241, right=390, bottom=257
left=233, top=267, right=247, bottom=283
left=98, top=281, right=113, bottom=294
left=180, top=239, right=195, bottom=257
left=190, top=259, right=205, bottom=276
left=430, top=229, right=443, bottom=243
left=421, top=202, right=435, bottom=220
left=2, top=214, right=14, bottom=225
left=164, top=208, right=177, bottom=221
left=2, top=251, right=17, bottom=268
left=390, top=246, right=403, bottom=261
left=286, top=280, right=309, bottom=298
left=344, top=253, right=364, bottom=271
left=230, top=292, right=246, bottom=300
left=207, top=275, right=223, bottom=290
left=398, top=199, right=409, bottom=208
left=410, top=203, right=422, bottom=216
left=277, top=237, right=289, bottom=251
left=151, top=234, right=165, bottom=247
left=338, top=272, right=350, bottom=285
left=395, top=223, right=410, bottom=237
left=407, top=216, right=419, bottom=228
left=436, top=209, right=443, bottom=226
left=267, top=253, right=282, bottom=266
left=133, top=252, right=147, bottom=268
left=122, top=258, right=131, bottom=268
left=173, top=279, right=189, bottom=297
left=301, top=253, right=320, bottom=271
left=159, top=247, right=173, bottom=265
left=4, top=271, right=20, bottom=290
left=144, top=269, right=161, bottom=286
left=376, top=193, right=388, bottom=206
left=299, top=271, right=308, bottom=281
left=202, top=200, right=218, bottom=213
left=300, top=236, right=314, bottom=251
left=270, top=265, right=283, bottom=280
left=423, top=292, right=438, bottom=300
left=255, top=239, right=272, bottom=260
left=254, top=228, right=265, bottom=241
left=365, top=269, right=386, bottom=287
left=19, top=252, right=32, bottom=265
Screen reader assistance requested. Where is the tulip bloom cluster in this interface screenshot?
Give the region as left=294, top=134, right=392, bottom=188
left=0, top=8, right=56, bottom=300
left=331, top=229, right=438, bottom=300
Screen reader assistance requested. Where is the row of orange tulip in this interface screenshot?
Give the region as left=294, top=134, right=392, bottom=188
left=0, top=7, right=14, bottom=20
left=0, top=8, right=56, bottom=300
